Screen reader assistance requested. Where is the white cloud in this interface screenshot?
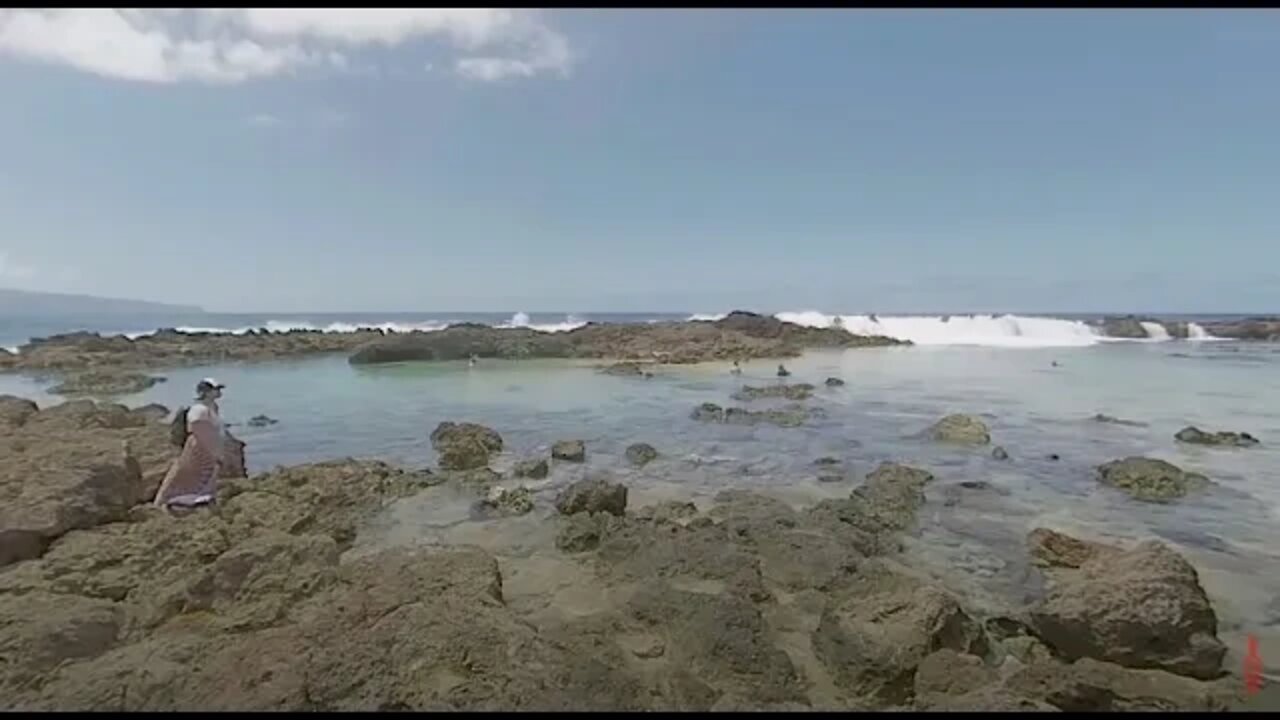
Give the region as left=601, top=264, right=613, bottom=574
left=0, top=9, right=573, bottom=84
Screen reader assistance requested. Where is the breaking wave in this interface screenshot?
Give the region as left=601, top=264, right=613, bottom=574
left=775, top=311, right=1107, bottom=348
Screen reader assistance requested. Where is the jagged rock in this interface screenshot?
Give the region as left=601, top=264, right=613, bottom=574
left=1005, top=657, right=1239, bottom=711
left=555, top=477, right=628, bottom=517
left=476, top=486, right=535, bottom=518
left=551, top=439, right=586, bottom=463
left=513, top=458, right=549, bottom=479
left=1027, top=527, right=1118, bottom=569
left=1100, top=316, right=1153, bottom=339
left=1175, top=426, right=1260, bottom=448
left=624, top=443, right=658, bottom=467
left=556, top=512, right=607, bottom=553
left=1096, top=457, right=1210, bottom=502
left=731, top=383, right=815, bottom=402
left=1028, top=533, right=1227, bottom=680
left=813, top=561, right=987, bottom=704
left=927, top=414, right=991, bottom=445
left=825, top=377, right=845, bottom=387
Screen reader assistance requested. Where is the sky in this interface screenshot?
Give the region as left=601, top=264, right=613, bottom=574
left=0, top=9, right=1277, bottom=314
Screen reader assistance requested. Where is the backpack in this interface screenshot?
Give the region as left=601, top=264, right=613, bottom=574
left=169, top=406, right=191, bottom=447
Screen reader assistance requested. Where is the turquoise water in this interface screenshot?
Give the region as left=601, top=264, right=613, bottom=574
left=3, top=340, right=1279, bottom=679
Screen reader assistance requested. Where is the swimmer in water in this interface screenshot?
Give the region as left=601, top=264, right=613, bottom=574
left=777, top=364, right=791, bottom=378
left=731, top=360, right=742, bottom=375
left=469, top=354, right=478, bottom=368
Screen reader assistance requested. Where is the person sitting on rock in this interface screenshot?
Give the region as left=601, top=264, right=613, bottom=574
left=777, top=364, right=791, bottom=377
left=154, top=378, right=226, bottom=510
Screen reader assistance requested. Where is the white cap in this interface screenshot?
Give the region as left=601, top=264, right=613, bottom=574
left=196, top=377, right=226, bottom=392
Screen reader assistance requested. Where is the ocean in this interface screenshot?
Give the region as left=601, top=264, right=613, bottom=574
left=2, top=309, right=1278, bottom=679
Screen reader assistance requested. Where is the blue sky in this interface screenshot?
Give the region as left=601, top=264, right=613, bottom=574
left=0, top=9, right=1276, bottom=313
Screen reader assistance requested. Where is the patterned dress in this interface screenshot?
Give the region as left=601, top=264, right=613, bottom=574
left=154, top=402, right=222, bottom=508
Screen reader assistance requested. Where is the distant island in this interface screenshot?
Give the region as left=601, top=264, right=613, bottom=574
left=0, top=288, right=204, bottom=316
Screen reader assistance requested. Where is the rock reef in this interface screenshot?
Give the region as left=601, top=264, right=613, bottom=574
left=0, top=395, right=1248, bottom=711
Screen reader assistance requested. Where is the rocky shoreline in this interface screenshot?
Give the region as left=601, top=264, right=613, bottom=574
left=2, top=311, right=1273, bottom=386
left=0, top=387, right=1259, bottom=711
left=0, top=312, right=903, bottom=381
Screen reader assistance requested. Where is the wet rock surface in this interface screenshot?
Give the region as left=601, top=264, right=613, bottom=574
left=690, top=402, right=814, bottom=428
left=1096, top=456, right=1211, bottom=502
left=1175, top=426, right=1260, bottom=448
left=731, top=383, right=815, bottom=402
left=430, top=421, right=503, bottom=471
left=624, top=443, right=658, bottom=467
left=551, top=439, right=586, bottom=463
left=927, top=414, right=992, bottom=445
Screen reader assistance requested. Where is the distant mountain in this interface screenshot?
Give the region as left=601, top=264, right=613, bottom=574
left=0, top=288, right=204, bottom=316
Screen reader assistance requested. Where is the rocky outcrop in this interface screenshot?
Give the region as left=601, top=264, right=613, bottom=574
left=624, top=443, right=658, bottom=467
left=1096, top=457, right=1210, bottom=502
left=551, top=439, right=586, bottom=463
left=1099, top=315, right=1155, bottom=339
left=1, top=400, right=181, bottom=568
left=824, top=377, right=845, bottom=387
left=1026, top=529, right=1227, bottom=680
left=430, top=421, right=503, bottom=471
left=48, top=371, right=166, bottom=397
left=731, top=383, right=815, bottom=402
left=1175, top=426, right=1260, bottom=448
left=690, top=402, right=813, bottom=428
left=1199, top=316, right=1280, bottom=341
left=927, top=414, right=991, bottom=445
left=349, top=312, right=905, bottom=368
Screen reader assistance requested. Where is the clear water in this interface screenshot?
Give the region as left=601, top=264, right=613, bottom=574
left=2, top=339, right=1278, bottom=678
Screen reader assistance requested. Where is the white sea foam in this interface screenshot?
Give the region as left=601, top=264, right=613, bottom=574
left=773, top=311, right=1105, bottom=348
left=1187, top=323, right=1224, bottom=342
left=687, top=313, right=729, bottom=322
left=497, top=312, right=587, bottom=333
left=1139, top=321, right=1172, bottom=342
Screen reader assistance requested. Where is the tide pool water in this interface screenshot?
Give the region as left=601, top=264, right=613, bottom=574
left=2, top=339, right=1278, bottom=679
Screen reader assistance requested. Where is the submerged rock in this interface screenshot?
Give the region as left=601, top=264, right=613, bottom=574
left=624, top=443, right=658, bottom=467
left=551, top=439, right=586, bottom=463
left=824, top=377, right=845, bottom=387
left=991, top=446, right=1010, bottom=461
left=555, top=477, right=628, bottom=517
left=1174, top=426, right=1260, bottom=448
left=1027, top=531, right=1227, bottom=680
left=690, top=402, right=812, bottom=428
left=927, top=414, right=991, bottom=445
left=731, top=383, right=815, bottom=402
left=513, top=457, right=549, bottom=479
left=1092, top=413, right=1147, bottom=428
left=246, top=415, right=279, bottom=428
left=48, top=371, right=166, bottom=397
left=1096, top=457, right=1210, bottom=502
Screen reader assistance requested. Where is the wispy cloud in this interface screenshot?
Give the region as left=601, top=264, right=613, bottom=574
left=0, top=9, right=574, bottom=85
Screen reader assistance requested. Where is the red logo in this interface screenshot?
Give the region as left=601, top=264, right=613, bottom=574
left=1245, top=635, right=1264, bottom=696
